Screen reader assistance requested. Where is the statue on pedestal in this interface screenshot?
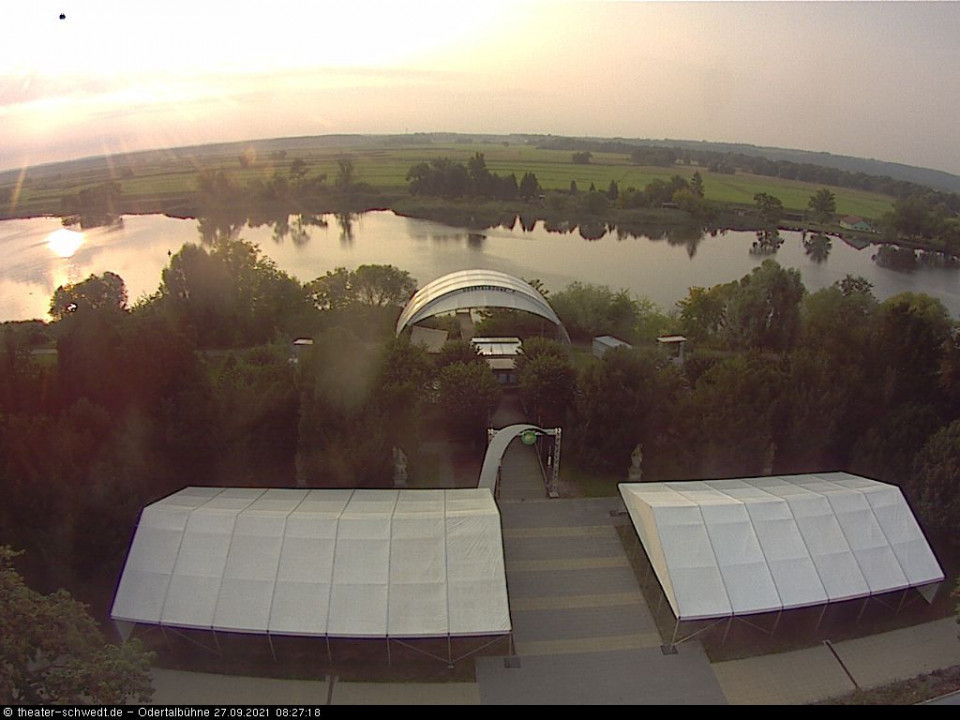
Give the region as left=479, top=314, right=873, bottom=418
left=628, top=444, right=643, bottom=482
left=392, top=446, right=408, bottom=488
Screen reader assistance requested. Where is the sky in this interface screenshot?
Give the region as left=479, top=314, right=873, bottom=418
left=3, top=1, right=960, bottom=175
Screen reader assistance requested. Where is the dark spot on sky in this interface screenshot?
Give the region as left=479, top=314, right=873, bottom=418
left=60, top=13, right=66, bottom=20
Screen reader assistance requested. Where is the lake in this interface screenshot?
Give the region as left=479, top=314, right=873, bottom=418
left=2, top=210, right=959, bottom=322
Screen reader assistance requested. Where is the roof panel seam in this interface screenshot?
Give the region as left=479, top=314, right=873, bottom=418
left=807, top=478, right=876, bottom=596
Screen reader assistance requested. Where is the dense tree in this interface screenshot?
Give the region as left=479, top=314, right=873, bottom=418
left=550, top=282, right=640, bottom=342
left=875, top=292, right=952, bottom=406
left=296, top=327, right=389, bottom=486
left=335, top=156, right=355, bottom=188
left=572, top=347, right=684, bottom=474
left=690, top=171, right=705, bottom=198
left=723, top=260, right=805, bottom=351
left=50, top=272, right=128, bottom=321
left=800, top=280, right=877, bottom=362
left=571, top=151, right=592, bottom=165
left=676, top=284, right=732, bottom=344
left=850, top=403, right=945, bottom=487
left=514, top=339, right=576, bottom=426
left=884, top=196, right=936, bottom=239
left=0, top=547, right=154, bottom=704
left=160, top=239, right=305, bottom=347
left=306, top=265, right=416, bottom=310
left=59, top=182, right=122, bottom=228
left=808, top=188, right=837, bottom=224
left=289, top=158, right=308, bottom=185
left=519, top=172, right=541, bottom=201
left=434, top=340, right=484, bottom=370
left=435, top=361, right=501, bottom=440
left=688, top=354, right=786, bottom=477
left=353, top=265, right=417, bottom=307
left=753, top=192, right=784, bottom=226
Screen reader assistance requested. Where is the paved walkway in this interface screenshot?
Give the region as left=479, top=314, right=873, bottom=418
left=149, top=671, right=480, bottom=705
left=713, top=616, right=960, bottom=704
left=476, top=496, right=727, bottom=704
left=490, top=393, right=548, bottom=501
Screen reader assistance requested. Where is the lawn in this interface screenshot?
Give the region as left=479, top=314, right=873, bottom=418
left=4, top=136, right=898, bottom=220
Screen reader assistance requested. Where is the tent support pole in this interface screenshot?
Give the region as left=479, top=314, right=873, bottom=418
left=722, top=617, right=732, bottom=645
left=212, top=629, right=222, bottom=657
left=268, top=634, right=276, bottom=663
left=326, top=636, right=333, bottom=664
left=856, top=596, right=869, bottom=624
left=815, top=603, right=828, bottom=632
left=896, top=588, right=909, bottom=613
left=161, top=625, right=171, bottom=652
left=671, top=618, right=680, bottom=647
left=772, top=609, right=782, bottom=637
left=386, top=638, right=392, bottom=666
left=447, top=636, right=453, bottom=669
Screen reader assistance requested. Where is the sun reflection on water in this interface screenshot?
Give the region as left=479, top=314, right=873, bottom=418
left=47, top=228, right=84, bottom=258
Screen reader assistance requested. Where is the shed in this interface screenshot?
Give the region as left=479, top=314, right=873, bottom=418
left=592, top=335, right=632, bottom=358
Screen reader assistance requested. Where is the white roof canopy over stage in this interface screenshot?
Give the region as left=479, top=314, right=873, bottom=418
left=112, top=487, right=511, bottom=638
left=619, top=473, right=944, bottom=622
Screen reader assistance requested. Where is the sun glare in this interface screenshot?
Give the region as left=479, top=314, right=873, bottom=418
left=47, top=228, right=84, bottom=258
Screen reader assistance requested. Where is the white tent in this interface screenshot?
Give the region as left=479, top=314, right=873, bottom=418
left=619, top=473, right=943, bottom=622
left=112, top=487, right=511, bottom=640
left=395, top=269, right=570, bottom=342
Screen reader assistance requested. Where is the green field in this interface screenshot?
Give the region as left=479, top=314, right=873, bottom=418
left=2, top=137, right=897, bottom=220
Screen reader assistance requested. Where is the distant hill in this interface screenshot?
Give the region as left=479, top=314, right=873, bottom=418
left=639, top=138, right=960, bottom=194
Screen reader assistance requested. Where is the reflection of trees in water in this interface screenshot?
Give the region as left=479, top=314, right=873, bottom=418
left=578, top=222, right=607, bottom=241
left=750, top=229, right=784, bottom=256
left=518, top=213, right=537, bottom=232
left=199, top=210, right=327, bottom=246
left=610, top=221, right=704, bottom=257
left=543, top=219, right=574, bottom=234
left=872, top=245, right=918, bottom=271
left=875, top=246, right=960, bottom=271
left=197, top=212, right=244, bottom=245
left=336, top=212, right=356, bottom=244
left=294, top=215, right=327, bottom=246
left=803, top=232, right=832, bottom=264
left=426, top=233, right=467, bottom=244
left=467, top=233, right=486, bottom=249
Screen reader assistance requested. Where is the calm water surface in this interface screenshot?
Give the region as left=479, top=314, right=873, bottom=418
left=1, top=211, right=959, bottom=322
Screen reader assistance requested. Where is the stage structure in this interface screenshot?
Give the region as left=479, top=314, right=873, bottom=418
left=482, top=424, right=561, bottom=498
left=619, top=473, right=944, bottom=647
left=396, top=269, right=571, bottom=343
left=111, top=487, right=511, bottom=665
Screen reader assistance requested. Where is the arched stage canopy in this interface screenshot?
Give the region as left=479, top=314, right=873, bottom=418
left=619, top=472, right=944, bottom=622
left=396, top=269, right=570, bottom=342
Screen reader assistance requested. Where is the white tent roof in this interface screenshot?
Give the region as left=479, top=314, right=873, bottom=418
left=112, top=488, right=511, bottom=638
left=619, top=473, right=943, bottom=621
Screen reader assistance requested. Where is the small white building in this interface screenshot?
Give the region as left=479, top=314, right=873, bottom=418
left=471, top=337, right=523, bottom=385
left=289, top=337, right=314, bottom=364
left=592, top=335, right=632, bottom=358
left=410, top=325, right=449, bottom=353
left=656, top=335, right=687, bottom=364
